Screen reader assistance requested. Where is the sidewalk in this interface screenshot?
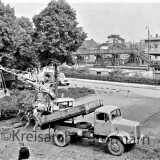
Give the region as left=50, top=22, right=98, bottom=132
left=70, top=78, right=160, bottom=90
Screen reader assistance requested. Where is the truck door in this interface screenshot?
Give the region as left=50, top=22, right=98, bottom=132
left=94, top=112, right=111, bottom=136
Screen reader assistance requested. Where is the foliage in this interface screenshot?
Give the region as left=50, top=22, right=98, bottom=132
left=0, top=2, right=17, bottom=65
left=32, top=0, right=87, bottom=67
left=12, top=17, right=37, bottom=70
left=60, top=65, right=90, bottom=74
left=0, top=2, right=37, bottom=70
left=63, top=69, right=160, bottom=86
left=32, top=0, right=87, bottom=94
left=132, top=72, right=144, bottom=78
left=108, top=68, right=128, bottom=77
left=0, top=87, right=94, bottom=120
left=0, top=89, right=36, bottom=120
left=58, top=87, right=95, bottom=99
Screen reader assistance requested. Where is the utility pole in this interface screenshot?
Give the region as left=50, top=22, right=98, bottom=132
left=146, top=26, right=150, bottom=70
left=139, top=38, right=141, bottom=52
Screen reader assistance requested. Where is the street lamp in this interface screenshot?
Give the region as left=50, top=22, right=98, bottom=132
left=139, top=38, right=141, bottom=52
left=146, top=26, right=150, bottom=70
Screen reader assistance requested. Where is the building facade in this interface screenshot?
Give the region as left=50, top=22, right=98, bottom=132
left=143, top=34, right=160, bottom=60
left=74, top=39, right=99, bottom=65
left=143, top=34, right=160, bottom=70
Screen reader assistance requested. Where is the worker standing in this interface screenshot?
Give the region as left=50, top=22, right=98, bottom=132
left=32, top=91, right=52, bottom=131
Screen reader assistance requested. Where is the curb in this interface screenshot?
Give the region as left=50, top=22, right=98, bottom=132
left=70, top=78, right=160, bottom=90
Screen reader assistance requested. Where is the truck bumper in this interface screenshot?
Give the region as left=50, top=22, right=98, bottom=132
left=126, top=134, right=144, bottom=144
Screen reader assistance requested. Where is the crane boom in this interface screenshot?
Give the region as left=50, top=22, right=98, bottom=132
left=0, top=65, right=55, bottom=98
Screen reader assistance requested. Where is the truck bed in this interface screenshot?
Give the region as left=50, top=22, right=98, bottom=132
left=40, top=99, right=103, bottom=125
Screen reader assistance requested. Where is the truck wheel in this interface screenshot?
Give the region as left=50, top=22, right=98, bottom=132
left=54, top=131, right=71, bottom=147
left=107, top=138, right=124, bottom=156
left=125, top=143, right=136, bottom=151
left=76, top=122, right=92, bottom=129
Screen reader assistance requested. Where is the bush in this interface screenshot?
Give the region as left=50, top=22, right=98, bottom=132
left=57, top=87, right=95, bottom=99
left=0, top=89, right=36, bottom=120
left=63, top=70, right=160, bottom=86
left=132, top=72, right=144, bottom=78
left=109, top=68, right=127, bottom=77
left=0, top=87, right=95, bottom=120
left=60, top=66, right=90, bottom=75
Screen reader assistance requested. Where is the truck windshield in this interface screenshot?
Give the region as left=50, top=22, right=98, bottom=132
left=111, top=109, right=121, bottom=120
left=57, top=101, right=73, bottom=109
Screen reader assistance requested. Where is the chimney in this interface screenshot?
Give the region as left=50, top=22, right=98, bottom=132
left=156, top=34, right=158, bottom=37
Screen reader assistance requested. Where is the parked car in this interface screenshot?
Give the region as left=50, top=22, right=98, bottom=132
left=58, top=73, right=70, bottom=86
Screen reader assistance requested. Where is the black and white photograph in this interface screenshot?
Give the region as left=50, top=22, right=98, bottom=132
left=0, top=0, right=160, bottom=159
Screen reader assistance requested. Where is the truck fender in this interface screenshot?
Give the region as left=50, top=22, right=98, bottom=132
left=107, top=131, right=131, bottom=144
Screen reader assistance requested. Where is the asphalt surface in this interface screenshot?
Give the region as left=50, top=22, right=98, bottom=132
left=69, top=78, right=160, bottom=99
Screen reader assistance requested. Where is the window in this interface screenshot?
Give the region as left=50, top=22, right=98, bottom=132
left=0, top=82, right=2, bottom=89
left=155, top=55, right=158, bottom=59
left=111, top=109, right=121, bottom=120
left=155, top=44, right=158, bottom=48
left=57, top=101, right=73, bottom=109
left=96, top=113, right=109, bottom=122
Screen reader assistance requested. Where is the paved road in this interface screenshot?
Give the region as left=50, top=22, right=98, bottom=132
left=68, top=78, right=160, bottom=139
left=69, top=78, right=160, bottom=99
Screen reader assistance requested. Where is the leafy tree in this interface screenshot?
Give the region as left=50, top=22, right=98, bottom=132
left=0, top=2, right=37, bottom=70
left=0, top=2, right=18, bottom=66
left=11, top=17, right=37, bottom=70
left=33, top=0, right=87, bottom=94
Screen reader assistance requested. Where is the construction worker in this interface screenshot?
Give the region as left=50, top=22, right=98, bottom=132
left=48, top=98, right=59, bottom=112
left=34, top=91, right=51, bottom=110
left=32, top=91, right=52, bottom=131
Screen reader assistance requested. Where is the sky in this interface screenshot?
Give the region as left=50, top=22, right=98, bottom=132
left=2, top=0, right=160, bottom=43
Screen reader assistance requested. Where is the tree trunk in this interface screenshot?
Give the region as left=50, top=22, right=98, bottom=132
left=54, top=63, right=58, bottom=96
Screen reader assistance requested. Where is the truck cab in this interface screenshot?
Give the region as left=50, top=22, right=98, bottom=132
left=55, top=98, right=74, bottom=110
left=94, top=105, right=142, bottom=155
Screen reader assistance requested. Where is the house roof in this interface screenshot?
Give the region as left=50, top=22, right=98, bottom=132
left=80, top=39, right=99, bottom=50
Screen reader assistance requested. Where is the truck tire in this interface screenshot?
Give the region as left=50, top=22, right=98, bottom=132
left=107, top=138, right=124, bottom=156
left=54, top=131, right=71, bottom=147
left=76, top=122, right=92, bottom=129
left=125, top=143, right=136, bottom=151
